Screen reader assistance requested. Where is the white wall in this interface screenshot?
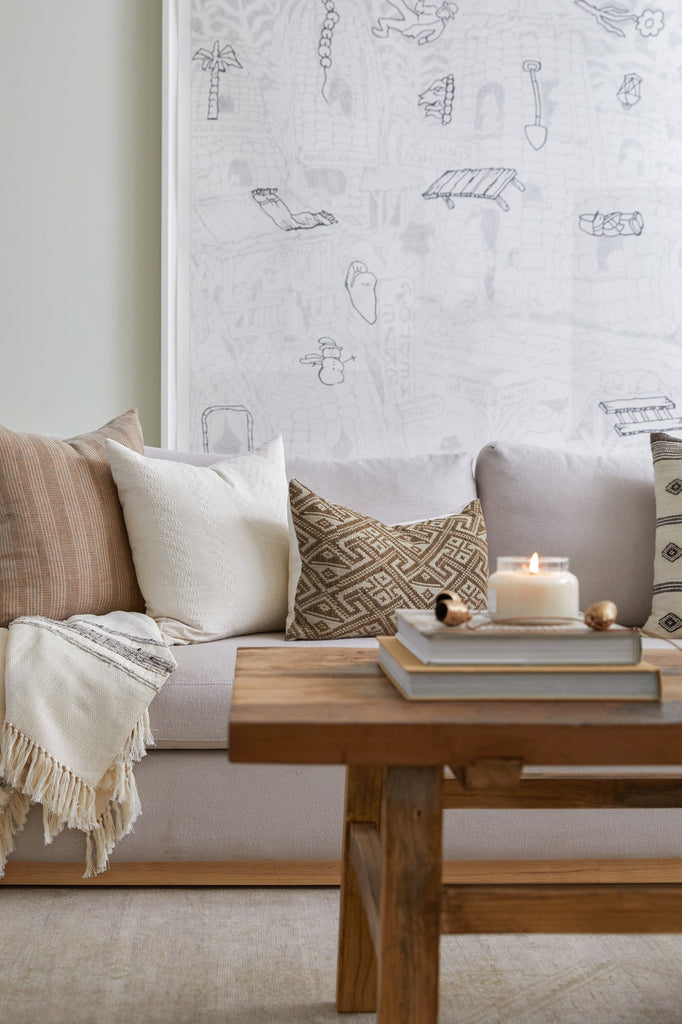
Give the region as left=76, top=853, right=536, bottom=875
left=0, top=0, right=162, bottom=444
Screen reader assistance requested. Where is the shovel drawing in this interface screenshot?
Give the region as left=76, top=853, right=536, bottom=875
left=522, top=60, right=547, bottom=150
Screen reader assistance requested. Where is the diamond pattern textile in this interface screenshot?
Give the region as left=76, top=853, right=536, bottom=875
left=644, top=432, right=682, bottom=637
left=286, top=479, right=488, bottom=640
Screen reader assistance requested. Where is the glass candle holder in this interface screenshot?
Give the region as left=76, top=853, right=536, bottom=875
left=487, top=554, right=579, bottom=624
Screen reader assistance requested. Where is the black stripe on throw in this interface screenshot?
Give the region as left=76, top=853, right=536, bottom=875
left=66, top=622, right=176, bottom=677
left=653, top=582, right=682, bottom=593
left=656, top=515, right=682, bottom=527
left=16, top=617, right=173, bottom=690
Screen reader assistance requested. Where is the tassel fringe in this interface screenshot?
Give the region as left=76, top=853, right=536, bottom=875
left=84, top=769, right=142, bottom=878
left=0, top=710, right=153, bottom=879
left=0, top=787, right=30, bottom=878
left=122, top=709, right=154, bottom=765
left=0, top=720, right=96, bottom=832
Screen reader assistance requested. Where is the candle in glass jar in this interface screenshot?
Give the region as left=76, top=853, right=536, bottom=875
left=487, top=553, right=579, bottom=623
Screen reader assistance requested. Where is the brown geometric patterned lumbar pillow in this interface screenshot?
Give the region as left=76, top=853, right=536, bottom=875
left=0, top=409, right=146, bottom=627
left=285, top=479, right=488, bottom=640
left=643, top=431, right=682, bottom=637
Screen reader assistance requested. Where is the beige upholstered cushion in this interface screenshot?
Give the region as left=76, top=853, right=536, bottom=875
left=286, top=479, right=488, bottom=640
left=0, top=410, right=145, bottom=627
left=107, top=436, right=290, bottom=644
left=285, top=450, right=477, bottom=524
left=148, top=631, right=379, bottom=749
left=643, top=432, right=682, bottom=637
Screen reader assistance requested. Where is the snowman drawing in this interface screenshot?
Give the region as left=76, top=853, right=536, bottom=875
left=299, top=338, right=355, bottom=386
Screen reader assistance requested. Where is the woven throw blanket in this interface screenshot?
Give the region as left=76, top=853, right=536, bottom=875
left=0, top=611, right=176, bottom=878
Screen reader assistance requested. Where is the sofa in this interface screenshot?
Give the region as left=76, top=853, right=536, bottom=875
left=6, top=435, right=682, bottom=883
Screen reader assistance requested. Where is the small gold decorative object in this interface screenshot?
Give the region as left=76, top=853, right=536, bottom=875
left=584, top=600, right=618, bottom=631
left=435, top=590, right=471, bottom=627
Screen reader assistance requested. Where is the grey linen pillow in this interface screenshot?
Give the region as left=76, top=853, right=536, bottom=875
left=475, top=441, right=655, bottom=627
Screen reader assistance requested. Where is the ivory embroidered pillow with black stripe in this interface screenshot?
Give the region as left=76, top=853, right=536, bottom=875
left=285, top=478, right=488, bottom=641
left=644, top=431, right=682, bottom=637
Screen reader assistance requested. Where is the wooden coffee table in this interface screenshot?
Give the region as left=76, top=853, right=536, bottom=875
left=229, top=645, right=682, bottom=1023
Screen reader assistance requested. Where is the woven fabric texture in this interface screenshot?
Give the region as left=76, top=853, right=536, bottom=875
left=286, top=479, right=488, bottom=640
left=0, top=410, right=145, bottom=628
left=643, top=431, right=682, bottom=637
left=107, top=436, right=290, bottom=644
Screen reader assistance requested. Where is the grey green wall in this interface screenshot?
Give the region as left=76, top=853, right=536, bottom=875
left=0, top=0, right=162, bottom=444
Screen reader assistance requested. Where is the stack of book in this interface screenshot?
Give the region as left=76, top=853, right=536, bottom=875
left=377, top=609, right=661, bottom=701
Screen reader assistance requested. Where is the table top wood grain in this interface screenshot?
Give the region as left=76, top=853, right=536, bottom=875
left=229, top=646, right=682, bottom=767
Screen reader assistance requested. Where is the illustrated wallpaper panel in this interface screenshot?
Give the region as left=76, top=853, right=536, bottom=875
left=178, top=0, right=682, bottom=458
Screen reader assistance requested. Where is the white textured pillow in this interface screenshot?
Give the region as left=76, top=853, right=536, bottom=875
left=106, top=436, right=290, bottom=644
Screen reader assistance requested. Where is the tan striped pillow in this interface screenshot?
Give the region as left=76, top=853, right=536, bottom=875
left=0, top=410, right=145, bottom=627
left=286, top=479, right=488, bottom=640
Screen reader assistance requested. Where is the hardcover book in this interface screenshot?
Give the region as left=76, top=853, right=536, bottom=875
left=395, top=609, right=642, bottom=666
left=377, top=636, right=661, bottom=701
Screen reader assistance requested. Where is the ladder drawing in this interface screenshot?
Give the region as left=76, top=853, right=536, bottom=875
left=423, top=167, right=526, bottom=211
left=599, top=395, right=682, bottom=436
left=201, top=405, right=254, bottom=453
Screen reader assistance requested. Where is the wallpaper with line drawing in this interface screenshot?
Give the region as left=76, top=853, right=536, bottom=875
left=179, top=0, right=682, bottom=458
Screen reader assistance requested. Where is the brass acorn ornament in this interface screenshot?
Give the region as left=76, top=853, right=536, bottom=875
left=584, top=600, right=618, bottom=631
left=435, top=590, right=471, bottom=627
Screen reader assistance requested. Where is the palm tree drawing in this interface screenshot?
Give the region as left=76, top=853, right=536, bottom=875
left=192, top=40, right=242, bottom=120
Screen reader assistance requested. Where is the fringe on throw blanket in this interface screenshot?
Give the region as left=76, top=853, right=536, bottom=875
left=0, top=612, right=176, bottom=878
left=0, top=783, right=30, bottom=868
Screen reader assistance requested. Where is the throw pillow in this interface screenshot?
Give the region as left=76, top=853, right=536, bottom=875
left=106, top=435, right=290, bottom=644
left=643, top=431, right=682, bottom=637
left=286, top=479, right=488, bottom=640
left=0, top=410, right=145, bottom=627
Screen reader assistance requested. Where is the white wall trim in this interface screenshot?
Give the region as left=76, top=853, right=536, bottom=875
left=161, top=0, right=185, bottom=449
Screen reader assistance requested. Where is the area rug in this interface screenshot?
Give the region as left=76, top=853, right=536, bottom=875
left=1, top=887, right=681, bottom=1023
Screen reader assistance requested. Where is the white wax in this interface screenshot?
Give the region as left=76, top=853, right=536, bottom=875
left=487, top=567, right=579, bottom=622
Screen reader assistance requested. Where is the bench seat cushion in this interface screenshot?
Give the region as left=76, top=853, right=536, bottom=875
left=149, top=633, right=378, bottom=749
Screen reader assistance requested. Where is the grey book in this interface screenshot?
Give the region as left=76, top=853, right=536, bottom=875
left=378, top=636, right=661, bottom=701
left=395, top=609, right=642, bottom=666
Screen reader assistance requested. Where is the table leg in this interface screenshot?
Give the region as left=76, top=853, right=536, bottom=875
left=336, top=764, right=382, bottom=1012
left=378, top=765, right=443, bottom=1024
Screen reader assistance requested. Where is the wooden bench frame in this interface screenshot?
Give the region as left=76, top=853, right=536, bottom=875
left=5, top=768, right=682, bottom=888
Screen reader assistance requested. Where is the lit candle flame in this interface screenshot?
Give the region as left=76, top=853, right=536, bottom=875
left=528, top=552, right=539, bottom=574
